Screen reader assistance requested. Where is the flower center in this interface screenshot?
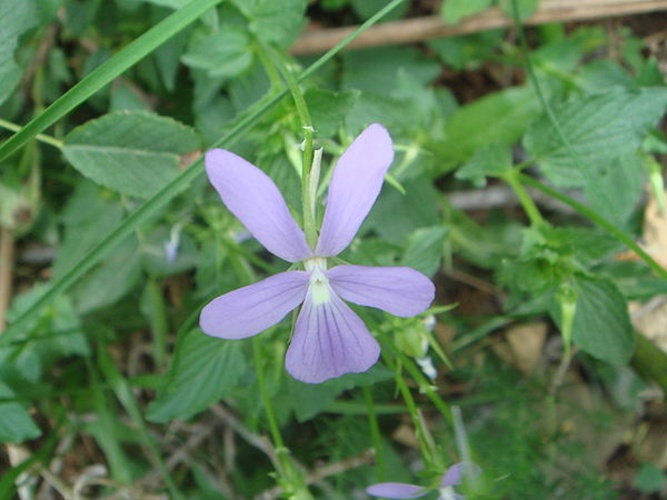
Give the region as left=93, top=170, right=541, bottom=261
left=304, top=257, right=330, bottom=305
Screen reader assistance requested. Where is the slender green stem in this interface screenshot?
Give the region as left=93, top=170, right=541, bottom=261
left=253, top=337, right=312, bottom=498
left=262, top=43, right=318, bottom=248
left=362, top=386, right=385, bottom=481
left=395, top=349, right=452, bottom=425
left=0, top=119, right=63, bottom=150
left=503, top=169, right=545, bottom=227
left=383, top=352, right=436, bottom=468
left=520, top=174, right=667, bottom=281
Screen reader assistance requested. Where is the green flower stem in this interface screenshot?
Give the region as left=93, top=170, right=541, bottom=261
left=97, top=345, right=183, bottom=499
left=503, top=169, right=545, bottom=227
left=382, top=351, right=436, bottom=469
left=362, top=385, right=385, bottom=481
left=252, top=337, right=312, bottom=499
left=262, top=43, right=318, bottom=249
left=0, top=119, right=63, bottom=150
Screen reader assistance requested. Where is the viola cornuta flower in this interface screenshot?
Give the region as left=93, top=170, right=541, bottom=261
left=199, top=124, right=435, bottom=383
left=366, top=462, right=480, bottom=500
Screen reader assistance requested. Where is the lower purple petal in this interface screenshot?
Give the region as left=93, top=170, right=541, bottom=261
left=285, top=288, right=380, bottom=384
left=327, top=265, right=435, bottom=317
left=366, top=483, right=429, bottom=498
left=199, top=271, right=309, bottom=339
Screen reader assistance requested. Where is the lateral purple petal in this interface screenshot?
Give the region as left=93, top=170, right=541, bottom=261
left=199, top=271, right=309, bottom=339
left=441, top=462, right=482, bottom=488
left=327, top=265, right=435, bottom=317
left=366, top=483, right=429, bottom=498
left=205, top=149, right=311, bottom=263
left=315, top=124, right=394, bottom=256
left=285, top=289, right=380, bottom=383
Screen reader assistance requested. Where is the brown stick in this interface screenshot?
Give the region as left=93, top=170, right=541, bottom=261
left=291, top=0, right=667, bottom=55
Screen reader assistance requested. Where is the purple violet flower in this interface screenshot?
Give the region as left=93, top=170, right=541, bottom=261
left=199, top=124, right=435, bottom=384
left=366, top=462, right=479, bottom=500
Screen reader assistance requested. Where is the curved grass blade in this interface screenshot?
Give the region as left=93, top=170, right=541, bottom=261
left=1, top=0, right=408, bottom=341
left=0, top=0, right=224, bottom=162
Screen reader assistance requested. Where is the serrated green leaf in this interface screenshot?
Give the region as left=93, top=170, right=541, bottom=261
left=233, top=0, right=307, bottom=47
left=524, top=88, right=667, bottom=187
left=181, top=28, right=254, bottom=78
left=553, top=275, right=634, bottom=366
left=62, top=111, right=200, bottom=198
left=442, top=0, right=494, bottom=24
left=73, top=237, right=143, bottom=313
left=401, top=226, right=448, bottom=276
left=3, top=286, right=89, bottom=382
left=583, top=153, right=644, bottom=225
left=366, top=176, right=439, bottom=245
left=499, top=0, right=539, bottom=21
left=306, top=88, right=360, bottom=139
left=0, top=382, right=41, bottom=443
left=0, top=0, right=36, bottom=106
left=147, top=331, right=246, bottom=422
left=432, top=86, right=542, bottom=173
left=288, top=365, right=393, bottom=422
left=456, top=144, right=513, bottom=187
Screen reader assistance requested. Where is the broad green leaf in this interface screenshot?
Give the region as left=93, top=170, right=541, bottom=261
left=552, top=275, right=634, bottom=366
left=401, top=226, right=448, bottom=276
left=288, top=365, right=394, bottom=422
left=3, top=286, right=88, bottom=382
left=0, top=0, right=36, bottom=106
left=582, top=153, right=644, bottom=225
left=366, top=176, right=439, bottom=245
left=306, top=88, right=360, bottom=139
left=442, top=0, right=494, bottom=24
left=432, top=86, right=542, bottom=174
left=181, top=28, right=254, bottom=78
left=73, top=238, right=143, bottom=313
left=428, top=31, right=504, bottom=71
left=0, top=382, right=41, bottom=443
left=342, top=46, right=441, bottom=92
left=52, top=181, right=124, bottom=280
left=524, top=88, right=667, bottom=187
left=233, top=0, right=307, bottom=47
left=499, top=0, right=539, bottom=21
left=456, top=144, right=513, bottom=187
left=147, top=330, right=246, bottom=422
left=62, top=111, right=200, bottom=198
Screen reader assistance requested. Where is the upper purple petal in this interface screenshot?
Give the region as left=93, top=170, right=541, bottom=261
left=366, top=482, right=429, bottom=498
left=205, top=149, right=312, bottom=263
left=441, top=462, right=482, bottom=488
left=199, top=271, right=309, bottom=339
left=285, top=287, right=380, bottom=383
left=327, top=265, right=435, bottom=317
left=315, top=124, right=394, bottom=256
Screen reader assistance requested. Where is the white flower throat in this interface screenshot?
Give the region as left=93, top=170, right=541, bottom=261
left=304, top=257, right=330, bottom=305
